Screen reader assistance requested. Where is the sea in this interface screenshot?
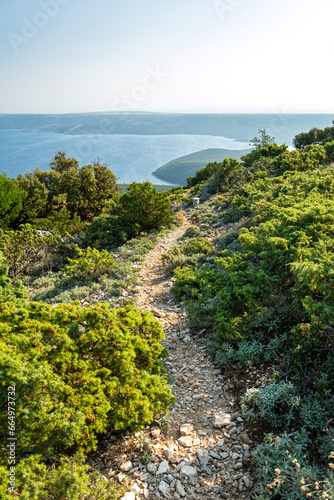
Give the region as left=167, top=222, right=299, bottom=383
left=0, top=129, right=250, bottom=184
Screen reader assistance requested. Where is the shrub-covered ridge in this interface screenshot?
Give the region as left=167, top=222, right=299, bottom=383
left=168, top=124, right=334, bottom=499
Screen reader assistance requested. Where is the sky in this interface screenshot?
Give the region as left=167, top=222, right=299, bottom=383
left=0, top=0, right=334, bottom=114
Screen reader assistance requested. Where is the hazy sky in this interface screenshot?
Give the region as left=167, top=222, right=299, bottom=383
left=1, top=0, right=333, bottom=114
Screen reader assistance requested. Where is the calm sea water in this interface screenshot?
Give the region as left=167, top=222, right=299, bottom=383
left=0, top=130, right=250, bottom=184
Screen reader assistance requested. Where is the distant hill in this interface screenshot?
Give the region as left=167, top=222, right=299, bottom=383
left=151, top=148, right=252, bottom=186
left=118, top=183, right=175, bottom=192
left=0, top=112, right=333, bottom=144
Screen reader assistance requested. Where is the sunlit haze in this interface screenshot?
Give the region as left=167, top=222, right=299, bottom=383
left=1, top=0, right=333, bottom=114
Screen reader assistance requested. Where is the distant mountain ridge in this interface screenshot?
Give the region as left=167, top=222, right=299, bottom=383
left=152, top=148, right=252, bottom=186
left=0, top=112, right=333, bottom=144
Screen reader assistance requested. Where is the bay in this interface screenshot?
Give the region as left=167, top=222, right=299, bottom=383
left=0, top=130, right=250, bottom=184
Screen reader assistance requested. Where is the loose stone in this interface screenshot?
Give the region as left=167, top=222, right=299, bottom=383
left=178, top=436, right=193, bottom=448
left=197, top=448, right=209, bottom=469
left=158, top=480, right=170, bottom=496
left=130, top=483, right=141, bottom=495
left=175, top=479, right=186, bottom=497
left=157, top=461, right=169, bottom=475
left=213, top=413, right=232, bottom=428
left=120, top=461, right=133, bottom=472
left=121, top=493, right=136, bottom=500
left=180, top=423, right=193, bottom=436
left=151, top=427, right=161, bottom=438
left=147, top=463, right=157, bottom=475
left=180, top=465, right=197, bottom=478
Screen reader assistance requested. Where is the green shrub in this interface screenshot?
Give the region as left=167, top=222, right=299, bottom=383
left=271, top=146, right=325, bottom=175
left=209, top=158, right=243, bottom=194
left=183, top=237, right=214, bottom=255
left=30, top=233, right=154, bottom=305
left=293, top=122, right=334, bottom=148
left=253, top=433, right=334, bottom=499
left=0, top=224, right=61, bottom=280
left=83, top=216, right=138, bottom=249
left=0, top=453, right=123, bottom=500
left=0, top=302, right=175, bottom=461
left=164, top=253, right=187, bottom=275
left=172, top=266, right=201, bottom=301
left=173, top=211, right=186, bottom=227
left=18, top=152, right=118, bottom=222
left=0, top=174, right=24, bottom=229
left=215, top=342, right=235, bottom=368
left=187, top=162, right=220, bottom=187
left=241, top=381, right=300, bottom=428
left=118, top=236, right=156, bottom=261
left=64, top=245, right=115, bottom=281
left=161, top=246, right=182, bottom=266
left=109, top=182, right=173, bottom=232
left=31, top=209, right=88, bottom=236
left=0, top=252, right=27, bottom=305
left=241, top=143, right=289, bottom=168
left=183, top=225, right=201, bottom=238
left=214, top=227, right=238, bottom=249
left=235, top=339, right=263, bottom=366
left=111, top=261, right=133, bottom=279
left=34, top=281, right=100, bottom=304
left=324, top=140, right=334, bottom=163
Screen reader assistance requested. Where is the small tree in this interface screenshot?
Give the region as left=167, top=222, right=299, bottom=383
left=250, top=129, right=275, bottom=149
left=18, top=153, right=118, bottom=223
left=110, top=182, right=174, bottom=232
left=0, top=174, right=24, bottom=228
left=16, top=171, right=49, bottom=222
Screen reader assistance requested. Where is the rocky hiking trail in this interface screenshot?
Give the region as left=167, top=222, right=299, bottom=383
left=91, top=220, right=256, bottom=500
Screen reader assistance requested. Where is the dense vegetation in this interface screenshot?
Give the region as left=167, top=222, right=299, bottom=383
left=0, top=154, right=183, bottom=498
left=163, top=125, right=334, bottom=498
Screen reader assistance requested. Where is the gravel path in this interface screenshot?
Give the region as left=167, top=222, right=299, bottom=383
left=91, top=221, right=256, bottom=500
left=130, top=220, right=255, bottom=499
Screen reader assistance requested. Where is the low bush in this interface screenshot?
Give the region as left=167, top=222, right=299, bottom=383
left=216, top=339, right=264, bottom=368
left=241, top=381, right=300, bottom=428
left=324, top=140, right=334, bottom=163
left=0, top=252, right=27, bottom=306
left=183, top=225, right=201, bottom=238
left=161, top=246, right=182, bottom=266
left=164, top=254, right=187, bottom=275
left=31, top=209, right=88, bottom=236
left=118, top=236, right=156, bottom=261
left=0, top=453, right=124, bottom=500
left=187, top=162, right=220, bottom=187
left=30, top=232, right=158, bottom=305
left=214, top=227, right=239, bottom=249
left=63, top=245, right=115, bottom=281
left=253, top=433, right=334, bottom=499
left=0, top=224, right=61, bottom=280
left=83, top=216, right=138, bottom=249
left=183, top=237, right=214, bottom=255
left=173, top=211, right=186, bottom=227
left=0, top=301, right=175, bottom=463
left=17, top=152, right=118, bottom=222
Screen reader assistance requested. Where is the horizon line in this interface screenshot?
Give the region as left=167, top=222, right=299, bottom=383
left=0, top=110, right=334, bottom=116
